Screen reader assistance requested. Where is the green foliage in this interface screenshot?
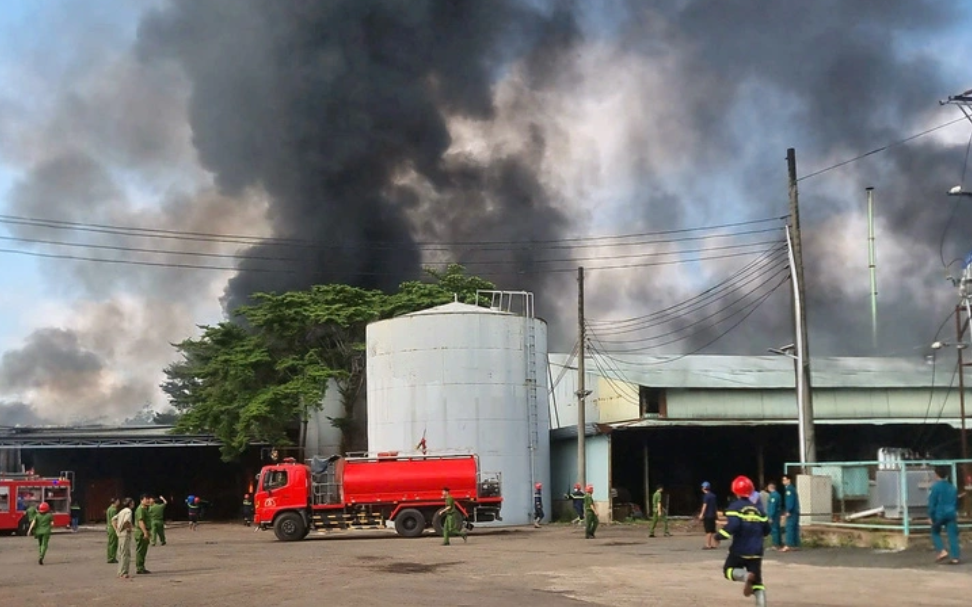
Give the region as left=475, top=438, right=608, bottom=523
left=162, top=265, right=494, bottom=460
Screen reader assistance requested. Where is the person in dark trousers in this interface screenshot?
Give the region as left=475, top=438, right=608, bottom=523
left=27, top=501, right=54, bottom=565
left=134, top=494, right=152, bottom=574
left=106, top=497, right=120, bottom=564
left=699, top=481, right=718, bottom=549
left=565, top=483, right=585, bottom=524
left=70, top=500, right=81, bottom=532
left=928, top=465, right=961, bottom=564
left=187, top=495, right=201, bottom=531
left=242, top=493, right=254, bottom=527
left=584, top=484, right=598, bottom=539
left=765, top=482, right=782, bottom=550
left=715, top=476, right=770, bottom=606
left=441, top=487, right=466, bottom=546
left=650, top=484, right=670, bottom=538
left=533, top=482, right=544, bottom=528
left=780, top=475, right=800, bottom=551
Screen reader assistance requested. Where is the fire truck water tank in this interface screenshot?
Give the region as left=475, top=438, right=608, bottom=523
left=366, top=300, right=550, bottom=526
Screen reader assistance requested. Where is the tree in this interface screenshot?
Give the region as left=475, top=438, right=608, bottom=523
left=162, top=265, right=495, bottom=460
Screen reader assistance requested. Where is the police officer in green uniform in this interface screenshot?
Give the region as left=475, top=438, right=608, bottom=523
left=134, top=494, right=153, bottom=574
left=441, top=487, right=466, bottom=546
left=649, top=484, right=670, bottom=537
left=25, top=500, right=38, bottom=526
left=106, top=497, right=120, bottom=563
left=584, top=484, right=598, bottom=539
left=149, top=495, right=167, bottom=546
left=27, top=502, right=54, bottom=565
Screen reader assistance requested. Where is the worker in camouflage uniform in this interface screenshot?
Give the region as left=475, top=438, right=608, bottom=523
left=441, top=487, right=466, bottom=546
left=584, top=484, right=598, bottom=539
left=106, top=497, right=120, bottom=563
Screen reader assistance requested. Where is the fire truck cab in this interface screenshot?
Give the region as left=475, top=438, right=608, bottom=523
left=0, top=471, right=74, bottom=535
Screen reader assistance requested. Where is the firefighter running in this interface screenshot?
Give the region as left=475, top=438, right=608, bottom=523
left=27, top=502, right=54, bottom=565
left=715, top=475, right=770, bottom=606
left=533, top=482, right=544, bottom=528
left=441, top=487, right=467, bottom=546
left=565, top=483, right=585, bottom=524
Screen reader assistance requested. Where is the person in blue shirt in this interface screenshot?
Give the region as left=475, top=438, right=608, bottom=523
left=765, top=482, right=783, bottom=550
left=928, top=465, right=960, bottom=564
left=698, top=481, right=719, bottom=549
left=716, top=475, right=770, bottom=607
left=780, top=475, right=800, bottom=551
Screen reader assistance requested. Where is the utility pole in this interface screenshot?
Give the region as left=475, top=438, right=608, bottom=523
left=576, top=267, right=587, bottom=488
left=956, top=305, right=968, bottom=465
left=787, top=148, right=817, bottom=465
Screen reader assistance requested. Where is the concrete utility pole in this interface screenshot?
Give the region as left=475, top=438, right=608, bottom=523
left=576, top=267, right=587, bottom=488
left=955, top=306, right=969, bottom=466
left=787, top=148, right=817, bottom=465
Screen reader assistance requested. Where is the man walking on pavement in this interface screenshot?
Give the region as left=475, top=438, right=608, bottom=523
left=134, top=494, right=153, bottom=574
left=765, top=482, right=783, bottom=550
left=649, top=484, right=671, bottom=538
left=781, top=475, right=800, bottom=551
left=27, top=502, right=54, bottom=565
left=113, top=497, right=134, bottom=580
left=106, top=497, right=120, bottom=564
left=584, top=484, right=598, bottom=539
left=149, top=495, right=167, bottom=546
left=441, top=487, right=467, bottom=546
left=699, top=481, right=718, bottom=549
left=928, top=465, right=961, bottom=564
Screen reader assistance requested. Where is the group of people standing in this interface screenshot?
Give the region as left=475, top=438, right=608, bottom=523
left=105, top=495, right=167, bottom=578
left=699, top=475, right=801, bottom=552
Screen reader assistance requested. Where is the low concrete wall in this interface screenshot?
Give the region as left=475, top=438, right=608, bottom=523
left=802, top=525, right=972, bottom=551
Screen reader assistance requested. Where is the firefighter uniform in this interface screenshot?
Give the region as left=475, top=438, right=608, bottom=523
left=442, top=494, right=466, bottom=546
left=766, top=488, right=782, bottom=549
left=783, top=484, right=800, bottom=548
left=584, top=490, right=598, bottom=539
left=717, top=496, right=770, bottom=606
left=149, top=500, right=167, bottom=546
left=242, top=496, right=254, bottom=526
left=31, top=510, right=54, bottom=564
left=106, top=502, right=119, bottom=563
left=134, top=503, right=151, bottom=573
left=533, top=486, right=544, bottom=528
left=565, top=486, right=585, bottom=524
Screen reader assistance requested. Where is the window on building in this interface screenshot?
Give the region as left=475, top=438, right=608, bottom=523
left=639, top=387, right=665, bottom=417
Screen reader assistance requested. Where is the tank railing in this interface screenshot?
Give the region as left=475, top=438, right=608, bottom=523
left=310, top=468, right=340, bottom=505
left=474, top=290, right=534, bottom=318
left=478, top=471, right=502, bottom=498
left=344, top=450, right=475, bottom=461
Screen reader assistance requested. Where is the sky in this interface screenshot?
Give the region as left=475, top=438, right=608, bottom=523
left=2, top=0, right=972, bottom=425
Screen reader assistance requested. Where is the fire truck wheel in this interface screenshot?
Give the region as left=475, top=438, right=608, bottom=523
left=394, top=509, right=426, bottom=538
left=431, top=508, right=448, bottom=536
left=273, top=512, right=306, bottom=542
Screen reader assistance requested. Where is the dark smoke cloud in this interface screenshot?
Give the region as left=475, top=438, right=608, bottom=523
left=137, top=0, right=579, bottom=308
left=0, top=402, right=55, bottom=427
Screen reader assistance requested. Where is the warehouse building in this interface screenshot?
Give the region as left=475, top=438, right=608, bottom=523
left=548, top=354, right=968, bottom=520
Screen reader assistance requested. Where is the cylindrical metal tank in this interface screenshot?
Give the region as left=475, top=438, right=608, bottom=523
left=340, top=455, right=479, bottom=504
left=367, top=300, right=550, bottom=526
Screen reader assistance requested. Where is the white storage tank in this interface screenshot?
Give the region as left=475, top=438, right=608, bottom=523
left=366, top=294, right=550, bottom=527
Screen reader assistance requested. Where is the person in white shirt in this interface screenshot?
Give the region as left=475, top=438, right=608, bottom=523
left=112, top=498, right=135, bottom=580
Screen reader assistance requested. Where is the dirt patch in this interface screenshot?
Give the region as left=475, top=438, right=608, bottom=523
left=378, top=561, right=454, bottom=574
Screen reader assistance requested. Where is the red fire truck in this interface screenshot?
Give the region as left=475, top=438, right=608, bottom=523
left=0, top=471, right=73, bottom=535
left=255, top=452, right=502, bottom=541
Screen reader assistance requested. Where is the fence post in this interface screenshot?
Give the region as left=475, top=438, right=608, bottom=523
left=900, top=464, right=910, bottom=537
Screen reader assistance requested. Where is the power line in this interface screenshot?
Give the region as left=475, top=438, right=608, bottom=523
left=0, top=247, right=294, bottom=273
left=587, top=251, right=789, bottom=334
left=0, top=212, right=785, bottom=251
left=798, top=116, right=968, bottom=182
left=586, top=265, right=789, bottom=352
left=587, top=244, right=787, bottom=326
left=590, top=275, right=788, bottom=367
left=913, top=307, right=964, bottom=450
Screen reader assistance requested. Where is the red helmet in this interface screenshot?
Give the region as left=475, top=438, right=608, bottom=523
left=193, top=497, right=200, bottom=504
left=585, top=484, right=594, bottom=493
left=535, top=483, right=542, bottom=490
left=573, top=483, right=581, bottom=490
left=244, top=493, right=251, bottom=499
left=38, top=502, right=50, bottom=513
left=731, top=475, right=755, bottom=498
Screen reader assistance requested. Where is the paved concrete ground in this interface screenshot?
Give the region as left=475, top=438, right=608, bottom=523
left=2, top=521, right=970, bottom=607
